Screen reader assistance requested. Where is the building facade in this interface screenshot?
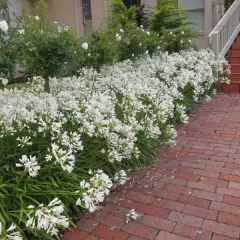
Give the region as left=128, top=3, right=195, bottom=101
left=2, top=0, right=225, bottom=49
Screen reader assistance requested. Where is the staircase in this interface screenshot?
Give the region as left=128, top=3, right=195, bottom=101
left=209, top=0, right=240, bottom=93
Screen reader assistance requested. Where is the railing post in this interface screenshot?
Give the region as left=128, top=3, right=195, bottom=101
left=212, top=33, right=220, bottom=59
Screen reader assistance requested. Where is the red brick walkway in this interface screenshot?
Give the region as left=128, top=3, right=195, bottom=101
left=64, top=94, right=240, bottom=240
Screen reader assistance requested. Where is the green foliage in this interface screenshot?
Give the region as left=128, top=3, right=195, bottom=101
left=224, top=0, right=235, bottom=11
left=16, top=19, right=78, bottom=79
left=161, top=27, right=196, bottom=53
left=15, top=17, right=78, bottom=91
left=73, top=31, right=120, bottom=73
left=110, top=0, right=137, bottom=27
left=116, top=23, right=163, bottom=61
left=149, top=0, right=190, bottom=34
left=0, top=30, right=17, bottom=81
left=0, top=1, right=17, bottom=82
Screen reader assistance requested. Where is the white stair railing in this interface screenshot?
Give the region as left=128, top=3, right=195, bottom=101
left=209, top=0, right=240, bottom=59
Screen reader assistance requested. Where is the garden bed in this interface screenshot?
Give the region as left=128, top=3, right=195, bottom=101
left=0, top=49, right=228, bottom=239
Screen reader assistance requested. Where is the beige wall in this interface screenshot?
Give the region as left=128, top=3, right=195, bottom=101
left=22, top=0, right=224, bottom=50
left=46, top=0, right=77, bottom=29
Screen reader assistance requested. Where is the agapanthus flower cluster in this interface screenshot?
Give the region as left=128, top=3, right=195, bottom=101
left=0, top=223, right=22, bottom=240
left=26, top=198, right=69, bottom=236
left=76, top=170, right=113, bottom=213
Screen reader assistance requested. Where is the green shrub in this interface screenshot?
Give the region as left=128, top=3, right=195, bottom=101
left=110, top=0, right=137, bottom=28
left=115, top=23, right=163, bottom=61
left=15, top=0, right=79, bottom=92
left=149, top=0, right=190, bottom=34
left=0, top=1, right=17, bottom=85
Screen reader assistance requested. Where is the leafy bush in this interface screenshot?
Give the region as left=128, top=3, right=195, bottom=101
left=0, top=12, right=17, bottom=85
left=115, top=23, right=163, bottom=61
left=110, top=0, right=137, bottom=27
left=149, top=0, right=190, bottom=34
left=15, top=16, right=78, bottom=92
left=0, top=49, right=228, bottom=239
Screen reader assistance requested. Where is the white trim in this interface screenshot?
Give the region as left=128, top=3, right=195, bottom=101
left=221, top=23, right=240, bottom=56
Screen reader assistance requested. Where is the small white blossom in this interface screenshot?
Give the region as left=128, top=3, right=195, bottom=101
left=34, top=16, right=40, bottom=20
left=0, top=20, right=8, bottom=32
left=18, top=29, right=25, bottom=35
left=16, top=155, right=40, bottom=177
left=126, top=209, right=139, bottom=223
left=116, top=33, right=121, bottom=41
left=0, top=78, right=8, bottom=86
left=82, top=42, right=88, bottom=50
left=114, top=170, right=127, bottom=185
left=26, top=198, right=69, bottom=236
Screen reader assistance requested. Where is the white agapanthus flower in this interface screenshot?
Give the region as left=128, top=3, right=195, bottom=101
left=26, top=198, right=69, bottom=236
left=16, top=155, right=40, bottom=177
left=18, top=29, right=25, bottom=35
left=114, top=170, right=127, bottom=185
left=34, top=16, right=40, bottom=20
left=146, top=31, right=150, bottom=36
left=0, top=222, right=22, bottom=240
left=76, top=170, right=113, bottom=212
left=16, top=136, right=32, bottom=147
left=82, top=42, right=88, bottom=50
left=47, top=143, right=75, bottom=173
left=126, top=209, right=139, bottom=223
left=0, top=20, right=8, bottom=32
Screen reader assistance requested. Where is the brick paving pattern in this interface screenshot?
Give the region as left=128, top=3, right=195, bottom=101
left=64, top=94, right=240, bottom=239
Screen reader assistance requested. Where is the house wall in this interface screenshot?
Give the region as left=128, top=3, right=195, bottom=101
left=19, top=0, right=224, bottom=49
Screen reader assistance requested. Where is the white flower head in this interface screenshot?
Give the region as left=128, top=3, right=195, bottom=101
left=18, top=29, right=25, bottom=35
left=146, top=31, right=150, bottom=36
left=0, top=20, right=8, bottom=33
left=16, top=155, right=40, bottom=177
left=126, top=209, right=139, bottom=223
left=119, top=29, right=124, bottom=33
left=26, top=198, right=69, bottom=236
left=82, top=42, right=88, bottom=50
left=114, top=170, right=127, bottom=185
left=34, top=16, right=40, bottom=20
left=181, top=31, right=184, bottom=35
left=0, top=78, right=8, bottom=86
left=116, top=33, right=121, bottom=41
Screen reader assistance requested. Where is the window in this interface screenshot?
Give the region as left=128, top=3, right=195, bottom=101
left=82, top=0, right=92, bottom=21
left=179, top=0, right=204, bottom=31
left=122, top=0, right=141, bottom=8
left=82, top=0, right=92, bottom=35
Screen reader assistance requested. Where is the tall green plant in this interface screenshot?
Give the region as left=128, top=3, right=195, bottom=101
left=0, top=1, right=17, bottom=85
left=149, top=0, right=190, bottom=34
left=110, top=0, right=137, bottom=27
left=15, top=0, right=78, bottom=93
